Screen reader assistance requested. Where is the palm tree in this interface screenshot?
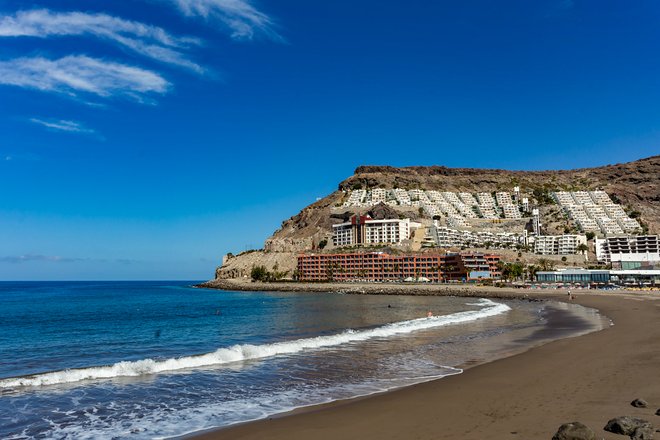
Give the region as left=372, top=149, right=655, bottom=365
left=527, top=265, right=539, bottom=282
left=538, top=258, right=555, bottom=272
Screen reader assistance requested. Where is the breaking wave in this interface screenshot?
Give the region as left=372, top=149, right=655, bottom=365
left=0, top=298, right=510, bottom=389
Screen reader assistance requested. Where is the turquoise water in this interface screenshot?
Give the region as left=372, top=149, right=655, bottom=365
left=0, top=281, right=556, bottom=439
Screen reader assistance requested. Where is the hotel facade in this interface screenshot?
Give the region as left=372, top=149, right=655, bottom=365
left=332, top=215, right=421, bottom=247
left=297, top=252, right=501, bottom=283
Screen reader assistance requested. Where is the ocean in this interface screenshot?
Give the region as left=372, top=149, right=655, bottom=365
left=0, top=281, right=606, bottom=439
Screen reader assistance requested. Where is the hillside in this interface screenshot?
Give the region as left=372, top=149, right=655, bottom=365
left=214, top=155, right=659, bottom=280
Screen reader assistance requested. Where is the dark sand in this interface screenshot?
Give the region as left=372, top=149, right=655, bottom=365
left=191, top=284, right=660, bottom=440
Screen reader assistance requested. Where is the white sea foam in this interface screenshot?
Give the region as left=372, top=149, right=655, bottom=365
left=0, top=298, right=510, bottom=389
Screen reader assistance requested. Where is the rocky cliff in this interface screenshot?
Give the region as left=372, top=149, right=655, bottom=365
left=214, top=155, right=659, bottom=279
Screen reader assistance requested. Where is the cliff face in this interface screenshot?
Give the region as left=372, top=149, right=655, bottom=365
left=214, top=155, right=659, bottom=279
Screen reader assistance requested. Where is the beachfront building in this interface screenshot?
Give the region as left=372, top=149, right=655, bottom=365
left=536, top=268, right=660, bottom=286
left=595, top=235, right=660, bottom=269
left=610, top=270, right=660, bottom=286
left=461, top=252, right=502, bottom=280
left=536, top=269, right=610, bottom=285
left=533, top=234, right=587, bottom=256
left=297, top=252, right=502, bottom=282
left=332, top=215, right=421, bottom=247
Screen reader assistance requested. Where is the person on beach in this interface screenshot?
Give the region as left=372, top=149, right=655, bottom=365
left=427, top=311, right=433, bottom=318
left=567, top=290, right=572, bottom=300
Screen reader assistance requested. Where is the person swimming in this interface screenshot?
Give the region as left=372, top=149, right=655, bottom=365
left=427, top=311, right=433, bottom=318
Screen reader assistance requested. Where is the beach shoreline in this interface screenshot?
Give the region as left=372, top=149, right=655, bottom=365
left=188, top=281, right=660, bottom=440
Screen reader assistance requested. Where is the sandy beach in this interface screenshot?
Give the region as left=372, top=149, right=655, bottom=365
left=191, top=283, right=660, bottom=440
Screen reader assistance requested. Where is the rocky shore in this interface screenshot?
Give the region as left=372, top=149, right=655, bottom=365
left=196, top=278, right=545, bottom=299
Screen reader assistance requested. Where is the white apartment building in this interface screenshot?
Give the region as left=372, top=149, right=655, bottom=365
left=595, top=235, right=660, bottom=268
left=533, top=235, right=587, bottom=256
left=447, top=216, right=471, bottom=229
left=431, top=225, right=524, bottom=249
left=332, top=215, right=420, bottom=247
left=459, top=192, right=479, bottom=206
left=501, top=204, right=522, bottom=219
left=552, top=190, right=640, bottom=235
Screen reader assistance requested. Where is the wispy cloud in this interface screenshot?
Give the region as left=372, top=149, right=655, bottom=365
left=2, top=152, right=40, bottom=162
left=166, top=0, right=280, bottom=40
left=0, top=254, right=140, bottom=264
left=0, top=254, right=85, bottom=263
left=0, top=9, right=204, bottom=72
left=29, top=118, right=96, bottom=134
left=0, top=55, right=170, bottom=102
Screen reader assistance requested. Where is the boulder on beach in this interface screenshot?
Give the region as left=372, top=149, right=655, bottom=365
left=604, top=416, right=654, bottom=437
left=632, top=399, right=649, bottom=408
left=655, top=408, right=660, bottom=416
left=631, top=425, right=654, bottom=440
left=552, top=422, right=595, bottom=440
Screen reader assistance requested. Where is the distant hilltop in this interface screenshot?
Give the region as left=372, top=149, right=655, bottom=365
left=213, top=155, right=659, bottom=280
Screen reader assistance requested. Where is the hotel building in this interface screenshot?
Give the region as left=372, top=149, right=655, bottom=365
left=332, top=215, right=421, bottom=247
left=297, top=252, right=502, bottom=282
left=595, top=235, right=660, bottom=269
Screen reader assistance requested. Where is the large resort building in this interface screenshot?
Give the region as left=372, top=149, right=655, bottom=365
left=297, top=252, right=501, bottom=282
left=430, top=224, right=525, bottom=249
left=551, top=190, right=641, bottom=235
left=332, top=215, right=421, bottom=247
left=595, top=235, right=660, bottom=269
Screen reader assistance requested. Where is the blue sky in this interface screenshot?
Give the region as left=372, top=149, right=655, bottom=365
left=0, top=0, right=658, bottom=280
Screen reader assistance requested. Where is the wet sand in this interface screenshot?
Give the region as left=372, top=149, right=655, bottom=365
left=191, top=287, right=660, bottom=440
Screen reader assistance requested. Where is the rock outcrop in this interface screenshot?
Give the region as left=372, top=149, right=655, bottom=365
left=604, top=416, right=654, bottom=438
left=552, top=421, right=595, bottom=440
left=632, top=399, right=649, bottom=408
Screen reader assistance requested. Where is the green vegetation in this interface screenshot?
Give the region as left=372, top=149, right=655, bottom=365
left=251, top=265, right=289, bottom=282
left=498, top=262, right=525, bottom=281
left=585, top=231, right=595, bottom=241
left=318, top=239, right=328, bottom=250
left=576, top=243, right=589, bottom=254
left=532, top=188, right=554, bottom=205
left=537, top=258, right=555, bottom=271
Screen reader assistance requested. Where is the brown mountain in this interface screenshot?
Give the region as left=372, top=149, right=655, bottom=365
left=214, top=155, right=659, bottom=280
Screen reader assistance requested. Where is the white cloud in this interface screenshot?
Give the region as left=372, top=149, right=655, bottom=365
left=0, top=55, right=170, bottom=102
left=167, top=0, right=279, bottom=40
left=0, top=9, right=204, bottom=72
left=29, top=118, right=96, bottom=134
